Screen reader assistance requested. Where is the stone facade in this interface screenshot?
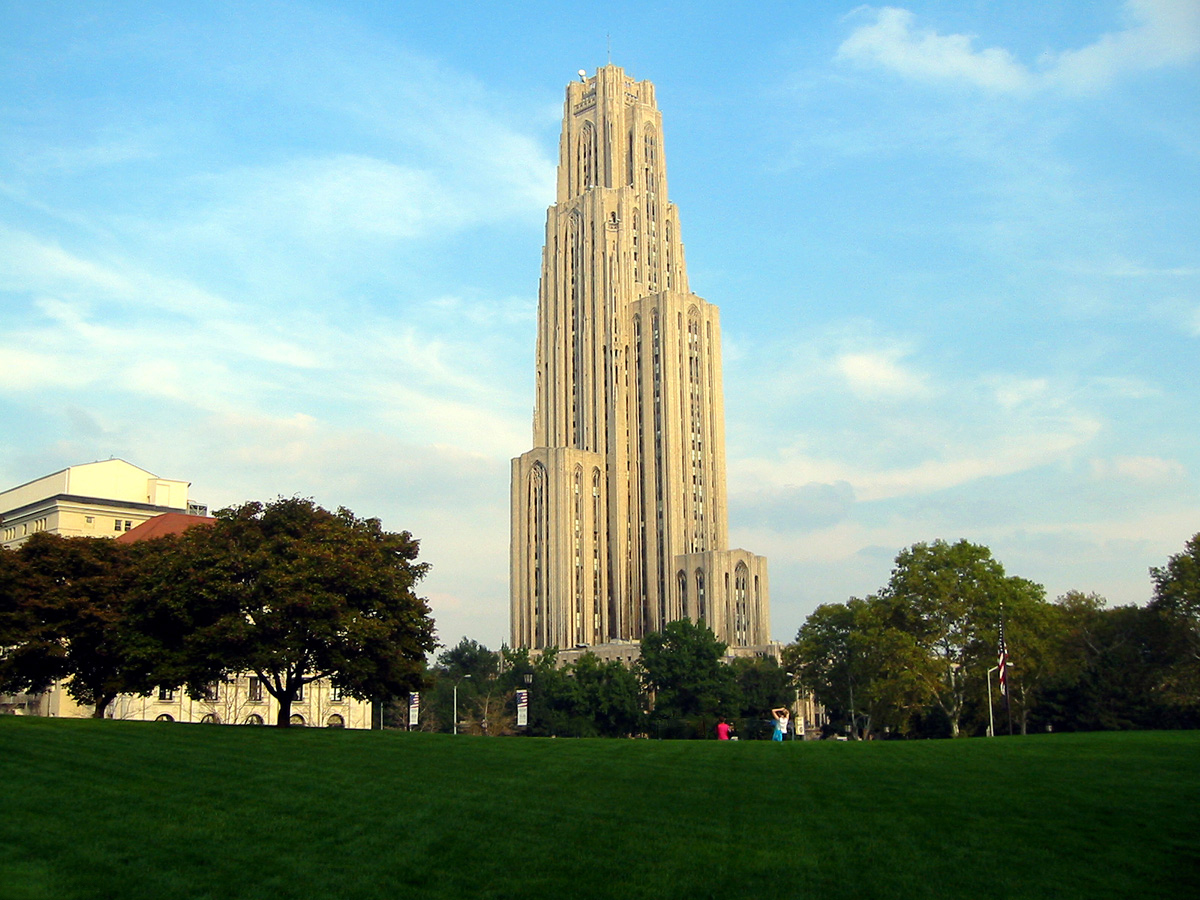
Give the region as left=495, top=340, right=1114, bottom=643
left=512, top=66, right=770, bottom=651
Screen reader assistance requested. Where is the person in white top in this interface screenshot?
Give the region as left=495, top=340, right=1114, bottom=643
left=771, top=707, right=789, bottom=742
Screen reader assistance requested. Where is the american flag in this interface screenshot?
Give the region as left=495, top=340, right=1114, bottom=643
left=998, top=620, right=1009, bottom=699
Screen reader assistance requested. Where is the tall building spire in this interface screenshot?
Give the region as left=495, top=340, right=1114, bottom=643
left=511, top=66, right=770, bottom=652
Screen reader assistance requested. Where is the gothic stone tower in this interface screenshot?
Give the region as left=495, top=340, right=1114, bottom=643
left=511, top=65, right=769, bottom=651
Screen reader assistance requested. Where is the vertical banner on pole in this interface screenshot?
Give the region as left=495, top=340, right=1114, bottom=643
left=516, top=690, right=529, bottom=728
left=408, top=692, right=420, bottom=729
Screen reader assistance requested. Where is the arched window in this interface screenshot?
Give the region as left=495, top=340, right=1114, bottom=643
left=627, top=129, right=635, bottom=186
left=574, top=467, right=584, bottom=645
left=529, top=462, right=547, bottom=647
left=289, top=714, right=307, bottom=727
left=244, top=714, right=264, bottom=726
left=326, top=714, right=345, bottom=728
left=678, top=570, right=688, bottom=616
left=665, top=220, right=673, bottom=290
left=154, top=714, right=174, bottom=723
left=632, top=209, right=640, bottom=284
left=734, top=563, right=749, bottom=646
left=578, top=121, right=597, bottom=191
left=696, top=569, right=707, bottom=622
left=593, top=468, right=603, bottom=638
left=199, top=713, right=220, bottom=725
left=643, top=125, right=657, bottom=194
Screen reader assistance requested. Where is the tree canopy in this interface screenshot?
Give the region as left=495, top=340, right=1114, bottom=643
left=130, top=498, right=435, bottom=726
left=638, top=618, right=737, bottom=729
left=0, top=533, right=146, bottom=717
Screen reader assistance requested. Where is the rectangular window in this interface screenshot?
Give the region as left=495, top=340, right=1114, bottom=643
left=114, top=519, right=122, bottom=532
left=331, top=684, right=344, bottom=702
left=248, top=677, right=263, bottom=702
left=124, top=520, right=133, bottom=532
left=294, top=683, right=304, bottom=702
left=203, top=682, right=219, bottom=701
left=158, top=686, right=174, bottom=701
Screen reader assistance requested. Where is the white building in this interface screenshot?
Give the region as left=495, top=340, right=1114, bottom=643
left=0, top=458, right=206, bottom=548
left=1, top=461, right=373, bottom=728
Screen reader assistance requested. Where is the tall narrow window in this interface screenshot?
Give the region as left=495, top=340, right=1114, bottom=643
left=529, top=463, right=547, bottom=647
left=592, top=468, right=603, bottom=638
left=734, top=563, right=749, bottom=646
left=579, top=121, right=597, bottom=191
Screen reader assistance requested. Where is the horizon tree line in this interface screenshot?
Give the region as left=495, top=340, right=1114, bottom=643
left=3, top=500, right=1197, bottom=737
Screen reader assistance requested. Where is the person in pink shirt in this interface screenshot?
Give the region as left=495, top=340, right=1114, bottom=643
left=716, top=719, right=731, bottom=740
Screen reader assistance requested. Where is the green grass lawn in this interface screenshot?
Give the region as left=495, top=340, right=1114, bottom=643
left=1, top=718, right=1197, bottom=900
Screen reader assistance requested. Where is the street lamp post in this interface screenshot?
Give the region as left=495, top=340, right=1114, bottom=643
left=787, top=672, right=799, bottom=741
left=453, top=674, right=471, bottom=735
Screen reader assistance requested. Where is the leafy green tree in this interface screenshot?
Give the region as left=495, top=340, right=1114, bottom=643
left=428, top=638, right=506, bottom=734
left=0, top=546, right=23, bottom=651
left=729, top=655, right=792, bottom=720
left=787, top=598, right=878, bottom=737
left=499, top=646, right=571, bottom=736
left=438, top=637, right=500, bottom=681
left=130, top=498, right=435, bottom=726
left=873, top=539, right=1045, bottom=737
left=0, top=534, right=146, bottom=717
left=728, top=655, right=794, bottom=739
left=639, top=619, right=736, bottom=731
left=1150, top=533, right=1200, bottom=702
left=1035, top=588, right=1200, bottom=731
left=564, top=652, right=645, bottom=737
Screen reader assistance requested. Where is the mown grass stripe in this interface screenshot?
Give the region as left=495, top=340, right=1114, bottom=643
left=1, top=719, right=1196, bottom=899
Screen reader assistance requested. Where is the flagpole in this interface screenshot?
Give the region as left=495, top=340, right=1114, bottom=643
left=999, top=602, right=1013, bottom=736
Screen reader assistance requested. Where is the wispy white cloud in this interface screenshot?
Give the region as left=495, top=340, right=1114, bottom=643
left=835, top=349, right=930, bottom=400
left=1091, top=455, right=1188, bottom=483
left=838, top=7, right=1031, bottom=91
left=1046, top=0, right=1200, bottom=91
left=839, top=1, right=1200, bottom=93
left=734, top=413, right=1101, bottom=504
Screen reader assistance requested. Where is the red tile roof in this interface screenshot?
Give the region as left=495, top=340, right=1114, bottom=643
left=115, top=512, right=216, bottom=543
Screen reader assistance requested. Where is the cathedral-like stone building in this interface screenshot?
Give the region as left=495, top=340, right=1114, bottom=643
left=511, top=65, right=770, bottom=652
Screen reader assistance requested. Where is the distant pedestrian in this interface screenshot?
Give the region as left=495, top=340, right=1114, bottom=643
left=716, top=718, right=731, bottom=741
left=771, top=707, right=790, bottom=742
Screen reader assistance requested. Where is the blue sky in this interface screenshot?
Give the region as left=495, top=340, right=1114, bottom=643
left=2, top=0, right=1197, bottom=649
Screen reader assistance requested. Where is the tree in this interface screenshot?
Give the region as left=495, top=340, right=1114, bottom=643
left=638, top=619, right=736, bottom=733
left=500, top=646, right=571, bottom=736
left=872, top=539, right=1045, bottom=738
left=130, top=498, right=435, bottom=726
left=1151, top=533, right=1200, bottom=620
left=729, top=655, right=793, bottom=738
left=429, top=638, right=504, bottom=734
left=0, top=533, right=147, bottom=718
left=1150, top=533, right=1200, bottom=701
left=564, top=652, right=645, bottom=737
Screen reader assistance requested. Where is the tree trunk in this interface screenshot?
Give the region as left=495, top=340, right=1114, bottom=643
left=92, top=692, right=114, bottom=719
left=276, top=694, right=292, bottom=727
